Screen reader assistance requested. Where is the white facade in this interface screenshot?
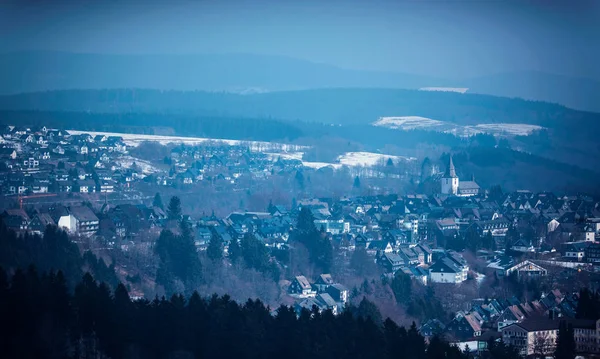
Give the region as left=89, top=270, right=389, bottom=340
left=58, top=215, right=76, bottom=232
left=441, top=177, right=459, bottom=195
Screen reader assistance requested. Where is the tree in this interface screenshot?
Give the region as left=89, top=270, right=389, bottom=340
left=206, top=233, right=223, bottom=262
left=153, top=193, right=164, bottom=209
left=228, top=238, right=242, bottom=264
left=531, top=332, right=553, bottom=359
left=57, top=161, right=65, bottom=169
left=386, top=158, right=394, bottom=167
left=555, top=320, right=576, bottom=359
left=391, top=271, right=412, bottom=304
left=350, top=247, right=378, bottom=276
left=167, top=196, right=182, bottom=220
left=353, top=297, right=382, bottom=324
left=241, top=233, right=270, bottom=272
left=353, top=176, right=361, bottom=189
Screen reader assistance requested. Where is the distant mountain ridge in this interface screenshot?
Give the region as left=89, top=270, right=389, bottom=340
left=1, top=51, right=598, bottom=112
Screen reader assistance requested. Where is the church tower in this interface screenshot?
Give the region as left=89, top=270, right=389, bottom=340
left=441, top=155, right=459, bottom=195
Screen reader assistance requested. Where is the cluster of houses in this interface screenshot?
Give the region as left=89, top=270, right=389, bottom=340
left=0, top=125, right=314, bottom=199
left=420, top=289, right=600, bottom=357
left=288, top=274, right=349, bottom=315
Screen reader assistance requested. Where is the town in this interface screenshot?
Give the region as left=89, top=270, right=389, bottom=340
left=2, top=124, right=600, bottom=358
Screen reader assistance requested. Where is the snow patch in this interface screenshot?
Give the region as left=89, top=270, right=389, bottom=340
left=337, top=152, right=416, bottom=167
left=67, top=130, right=307, bottom=152
left=373, top=116, right=451, bottom=131
left=373, top=118, right=545, bottom=137
left=116, top=156, right=158, bottom=175
left=419, top=87, right=469, bottom=94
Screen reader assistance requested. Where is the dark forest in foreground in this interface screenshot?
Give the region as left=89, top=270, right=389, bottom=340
left=0, top=265, right=522, bottom=359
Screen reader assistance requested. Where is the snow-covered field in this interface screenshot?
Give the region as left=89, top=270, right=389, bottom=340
left=337, top=152, right=416, bottom=167
left=419, top=87, right=469, bottom=94
left=115, top=156, right=159, bottom=175
left=372, top=116, right=452, bottom=131
left=67, top=130, right=308, bottom=152
left=372, top=117, right=544, bottom=137
left=465, top=123, right=544, bottom=136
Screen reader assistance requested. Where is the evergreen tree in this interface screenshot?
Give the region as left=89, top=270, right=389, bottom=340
left=207, top=232, right=224, bottom=262
left=167, top=196, right=182, bottom=220
left=228, top=238, right=242, bottom=263
left=391, top=271, right=412, bottom=304
left=353, top=176, right=361, bottom=189
left=555, top=320, right=576, bottom=359
left=153, top=192, right=164, bottom=209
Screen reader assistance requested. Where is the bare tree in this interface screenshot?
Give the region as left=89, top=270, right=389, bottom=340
left=530, top=332, right=554, bottom=359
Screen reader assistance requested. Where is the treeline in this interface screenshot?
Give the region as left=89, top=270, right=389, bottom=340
left=0, top=266, right=522, bottom=359
left=0, top=110, right=304, bottom=142
left=1, top=88, right=594, bottom=128
left=0, top=218, right=118, bottom=288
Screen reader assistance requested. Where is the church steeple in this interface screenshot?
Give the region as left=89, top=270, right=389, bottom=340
left=445, top=155, right=457, bottom=178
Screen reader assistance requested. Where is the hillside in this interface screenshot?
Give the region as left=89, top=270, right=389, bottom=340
left=0, top=88, right=594, bottom=130
left=1, top=51, right=599, bottom=112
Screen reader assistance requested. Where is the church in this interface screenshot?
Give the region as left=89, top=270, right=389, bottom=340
left=441, top=156, right=480, bottom=197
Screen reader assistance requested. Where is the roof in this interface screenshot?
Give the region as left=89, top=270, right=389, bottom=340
left=430, top=257, right=462, bottom=273
left=294, top=275, right=311, bottom=290
left=315, top=274, right=334, bottom=285
left=459, top=181, right=480, bottom=190
left=317, top=293, right=337, bottom=307
left=69, top=206, right=99, bottom=222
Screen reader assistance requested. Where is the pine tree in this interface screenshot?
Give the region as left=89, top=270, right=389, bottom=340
left=167, top=196, right=182, bottom=220
left=153, top=193, right=164, bottom=209
left=391, top=271, right=412, bottom=304
left=353, top=176, right=361, bottom=189
left=555, top=320, right=576, bottom=359
left=207, top=233, right=224, bottom=262
left=228, top=238, right=242, bottom=263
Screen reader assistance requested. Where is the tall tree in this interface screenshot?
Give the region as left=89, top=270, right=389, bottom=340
left=353, top=176, right=361, bottom=189
left=167, top=196, right=182, bottom=220
left=206, top=232, right=224, bottom=262
left=391, top=271, right=412, bottom=304
left=153, top=192, right=164, bottom=209
left=228, top=238, right=242, bottom=264
left=555, top=320, right=576, bottom=359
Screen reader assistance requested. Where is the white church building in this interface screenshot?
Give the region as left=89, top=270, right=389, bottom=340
left=441, top=156, right=480, bottom=197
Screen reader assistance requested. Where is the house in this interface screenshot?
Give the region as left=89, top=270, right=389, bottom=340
left=419, top=319, right=446, bottom=339
left=78, top=180, right=97, bottom=193
left=501, top=319, right=598, bottom=357
left=429, top=257, right=467, bottom=284
left=1, top=209, right=30, bottom=231
left=58, top=206, right=99, bottom=236
left=315, top=293, right=339, bottom=315
left=313, top=274, right=334, bottom=292
left=289, top=275, right=316, bottom=297
left=379, top=252, right=404, bottom=273
left=367, top=240, right=393, bottom=255
left=29, top=213, right=56, bottom=235
left=326, top=283, right=349, bottom=304
left=505, top=260, right=548, bottom=278
left=0, top=148, right=17, bottom=160
left=445, top=312, right=483, bottom=341
left=563, top=241, right=591, bottom=261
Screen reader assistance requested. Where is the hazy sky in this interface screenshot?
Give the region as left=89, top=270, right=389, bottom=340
left=1, top=0, right=599, bottom=79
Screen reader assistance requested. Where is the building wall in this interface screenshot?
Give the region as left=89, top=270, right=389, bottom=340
left=429, top=271, right=462, bottom=284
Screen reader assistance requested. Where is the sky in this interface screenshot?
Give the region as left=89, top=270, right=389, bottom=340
left=1, top=0, right=599, bottom=80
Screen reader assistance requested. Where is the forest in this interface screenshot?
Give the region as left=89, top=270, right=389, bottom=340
left=1, top=88, right=596, bottom=128
left=0, top=264, right=526, bottom=359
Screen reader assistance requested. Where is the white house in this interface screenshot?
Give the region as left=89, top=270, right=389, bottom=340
left=429, top=257, right=468, bottom=284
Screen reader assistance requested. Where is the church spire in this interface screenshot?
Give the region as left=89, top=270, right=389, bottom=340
left=445, top=155, right=457, bottom=178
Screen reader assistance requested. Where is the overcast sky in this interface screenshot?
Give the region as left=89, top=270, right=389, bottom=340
left=1, top=0, right=599, bottom=80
